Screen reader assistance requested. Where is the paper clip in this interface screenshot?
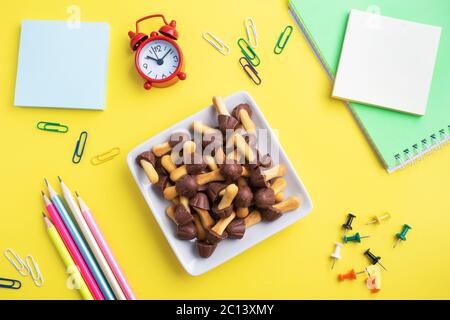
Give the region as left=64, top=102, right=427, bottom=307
left=237, top=38, right=260, bottom=67
left=0, top=278, right=21, bottom=290
left=239, top=57, right=262, bottom=85
left=72, top=131, right=88, bottom=164
left=202, top=32, right=231, bottom=55
left=37, top=122, right=69, bottom=134
left=25, top=255, right=44, bottom=287
left=4, top=248, right=29, bottom=276
left=245, top=17, right=258, bottom=48
left=91, top=147, right=121, bottom=166
left=274, top=25, right=293, bottom=55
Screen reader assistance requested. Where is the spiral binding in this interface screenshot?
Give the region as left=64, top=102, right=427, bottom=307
left=394, top=125, right=450, bottom=170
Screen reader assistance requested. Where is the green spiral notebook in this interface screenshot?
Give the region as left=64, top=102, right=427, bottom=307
left=289, top=0, right=450, bottom=172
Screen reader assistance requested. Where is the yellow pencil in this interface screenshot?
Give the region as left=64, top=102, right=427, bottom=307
left=43, top=213, right=93, bottom=300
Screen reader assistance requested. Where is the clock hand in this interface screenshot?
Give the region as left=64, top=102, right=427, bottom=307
left=145, top=55, right=158, bottom=62
left=160, top=49, right=172, bottom=62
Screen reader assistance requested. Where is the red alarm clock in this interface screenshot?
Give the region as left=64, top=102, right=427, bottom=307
left=128, top=14, right=186, bottom=90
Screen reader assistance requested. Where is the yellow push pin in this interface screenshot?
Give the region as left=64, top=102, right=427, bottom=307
left=366, top=212, right=391, bottom=225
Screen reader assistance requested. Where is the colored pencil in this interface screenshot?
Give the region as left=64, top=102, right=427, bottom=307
left=42, top=192, right=104, bottom=300
left=58, top=177, right=125, bottom=300
left=77, top=192, right=136, bottom=300
left=43, top=213, right=93, bottom=300
left=45, top=179, right=115, bottom=300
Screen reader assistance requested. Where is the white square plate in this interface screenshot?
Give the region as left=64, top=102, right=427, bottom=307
left=127, top=91, right=313, bottom=276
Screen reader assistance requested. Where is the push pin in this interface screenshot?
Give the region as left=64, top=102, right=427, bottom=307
left=330, top=242, right=343, bottom=270
left=366, top=212, right=391, bottom=225
left=343, top=232, right=370, bottom=243
left=342, top=213, right=356, bottom=237
left=394, top=224, right=412, bottom=248
left=338, top=269, right=367, bottom=281
left=364, top=249, right=387, bottom=271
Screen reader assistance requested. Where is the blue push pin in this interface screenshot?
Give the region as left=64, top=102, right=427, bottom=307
left=394, top=224, right=412, bottom=248
left=343, top=232, right=370, bottom=243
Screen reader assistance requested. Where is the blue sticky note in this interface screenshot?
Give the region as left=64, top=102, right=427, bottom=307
left=14, top=20, right=110, bottom=110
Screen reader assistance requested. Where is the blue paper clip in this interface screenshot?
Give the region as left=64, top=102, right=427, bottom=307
left=237, top=38, right=260, bottom=67
left=274, top=26, right=293, bottom=55
left=72, top=131, right=88, bottom=164
left=0, top=278, right=21, bottom=290
left=37, top=121, right=69, bottom=133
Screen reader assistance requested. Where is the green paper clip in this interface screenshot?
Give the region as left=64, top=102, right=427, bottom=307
left=37, top=122, right=69, bottom=133
left=72, top=131, right=88, bottom=164
left=237, top=38, right=260, bottom=67
left=274, top=25, right=293, bottom=55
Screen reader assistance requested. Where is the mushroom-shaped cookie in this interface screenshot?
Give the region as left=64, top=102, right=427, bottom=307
left=233, top=133, right=256, bottom=164
left=225, top=218, right=246, bottom=239
left=212, top=184, right=239, bottom=219
left=275, top=192, right=284, bottom=203
left=152, top=132, right=190, bottom=157
left=206, top=212, right=236, bottom=245
left=249, top=164, right=286, bottom=188
left=196, top=241, right=217, bottom=258
left=260, top=196, right=301, bottom=222
left=171, top=141, right=205, bottom=181
left=174, top=197, right=194, bottom=225
left=175, top=175, right=198, bottom=198
left=253, top=178, right=287, bottom=208
left=190, top=193, right=214, bottom=229
left=161, top=155, right=177, bottom=174
left=232, top=104, right=256, bottom=133
left=166, top=205, right=197, bottom=240
left=193, top=214, right=206, bottom=241
left=213, top=96, right=239, bottom=133
left=234, top=178, right=253, bottom=218
left=207, top=182, right=227, bottom=203
left=196, top=169, right=225, bottom=186
left=220, top=161, right=243, bottom=182
left=192, top=120, right=221, bottom=136
left=136, top=151, right=159, bottom=184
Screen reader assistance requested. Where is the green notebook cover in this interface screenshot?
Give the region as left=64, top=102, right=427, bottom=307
left=289, top=0, right=450, bottom=172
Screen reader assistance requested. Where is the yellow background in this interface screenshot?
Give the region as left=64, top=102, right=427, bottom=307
left=1, top=0, right=449, bottom=300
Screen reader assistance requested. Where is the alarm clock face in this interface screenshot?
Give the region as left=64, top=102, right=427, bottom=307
left=137, top=39, right=181, bottom=81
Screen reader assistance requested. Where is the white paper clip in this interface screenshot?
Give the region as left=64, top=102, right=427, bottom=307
left=26, top=255, right=44, bottom=287
left=4, top=248, right=29, bottom=276
left=202, top=32, right=231, bottom=55
left=245, top=17, right=258, bottom=48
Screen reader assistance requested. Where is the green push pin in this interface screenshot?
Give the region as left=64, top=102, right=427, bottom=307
left=394, top=224, right=412, bottom=248
left=343, top=232, right=370, bottom=243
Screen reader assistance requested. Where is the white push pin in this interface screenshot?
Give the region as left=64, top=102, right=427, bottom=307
left=330, top=242, right=343, bottom=270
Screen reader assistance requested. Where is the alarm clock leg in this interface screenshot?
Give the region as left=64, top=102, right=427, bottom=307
left=178, top=72, right=187, bottom=81
left=144, top=81, right=152, bottom=90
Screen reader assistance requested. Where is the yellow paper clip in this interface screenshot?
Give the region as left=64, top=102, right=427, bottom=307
left=239, top=57, right=261, bottom=85
left=202, top=32, right=231, bottom=55
left=274, top=26, right=293, bottom=55
left=91, top=147, right=121, bottom=166
left=245, top=17, right=258, bottom=48
left=37, top=121, right=69, bottom=133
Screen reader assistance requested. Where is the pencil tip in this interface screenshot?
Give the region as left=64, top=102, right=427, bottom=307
left=75, top=191, right=79, bottom=197
left=42, top=212, right=46, bottom=218
left=58, top=176, right=62, bottom=182
left=41, top=190, right=45, bottom=196
left=44, top=178, right=48, bottom=186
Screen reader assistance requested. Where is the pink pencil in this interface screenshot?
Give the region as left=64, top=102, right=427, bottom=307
left=42, top=192, right=105, bottom=300
left=76, top=192, right=136, bottom=300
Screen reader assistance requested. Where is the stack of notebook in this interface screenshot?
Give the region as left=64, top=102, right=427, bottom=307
left=289, top=0, right=450, bottom=172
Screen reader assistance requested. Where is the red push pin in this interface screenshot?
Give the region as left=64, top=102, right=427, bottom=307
left=338, top=269, right=366, bottom=281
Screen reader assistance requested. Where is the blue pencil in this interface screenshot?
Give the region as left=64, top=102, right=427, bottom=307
left=45, top=179, right=115, bottom=300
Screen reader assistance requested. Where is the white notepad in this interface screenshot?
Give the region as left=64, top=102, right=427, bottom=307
left=14, top=20, right=110, bottom=110
left=332, top=10, right=441, bottom=116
